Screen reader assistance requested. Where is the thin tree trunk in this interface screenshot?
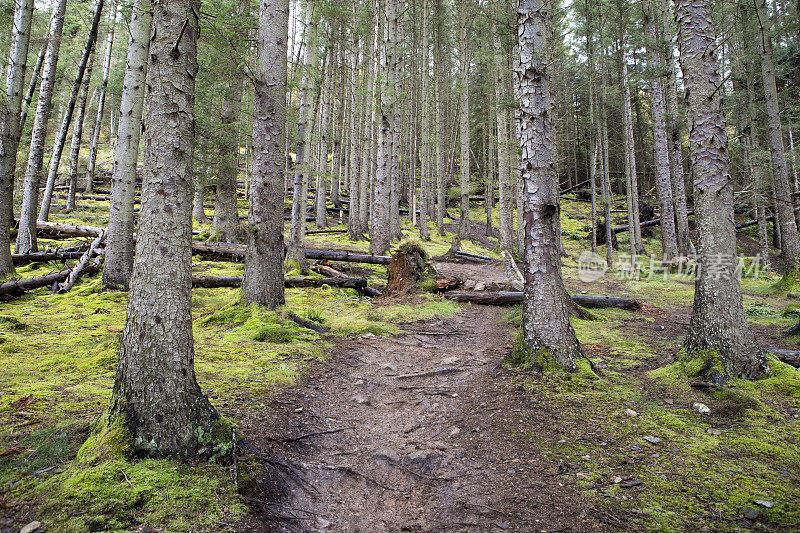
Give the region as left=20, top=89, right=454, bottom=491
left=456, top=1, right=470, bottom=242
left=662, top=0, right=691, bottom=256
left=644, top=1, right=678, bottom=261
left=0, top=0, right=35, bottom=275
left=85, top=3, right=118, bottom=194
left=347, top=39, right=362, bottom=240
left=676, top=0, right=767, bottom=379
left=19, top=39, right=45, bottom=132
left=418, top=0, right=431, bottom=241
left=755, top=0, right=800, bottom=279
left=66, top=52, right=95, bottom=213
left=102, top=0, right=152, bottom=290
left=15, top=0, right=68, bottom=254
left=38, top=0, right=105, bottom=222
left=242, top=0, right=288, bottom=309
left=108, top=0, right=220, bottom=458
left=288, top=0, right=320, bottom=268
left=211, top=0, right=247, bottom=243
left=370, top=0, right=393, bottom=255
left=434, top=0, right=446, bottom=235
left=516, top=0, right=583, bottom=371
left=619, top=43, right=645, bottom=257
left=496, top=36, right=513, bottom=253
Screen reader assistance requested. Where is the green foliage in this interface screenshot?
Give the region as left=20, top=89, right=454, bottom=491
left=252, top=325, right=296, bottom=343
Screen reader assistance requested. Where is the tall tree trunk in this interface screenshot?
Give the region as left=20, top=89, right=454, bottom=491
left=434, top=0, right=446, bottom=235
left=418, top=0, right=431, bottom=241
left=619, top=43, right=645, bottom=257
left=456, top=0, right=470, bottom=241
left=242, top=0, right=288, bottom=309
left=370, top=0, right=393, bottom=255
left=15, top=0, right=68, bottom=254
left=0, top=0, right=35, bottom=275
left=347, top=40, right=362, bottom=240
left=755, top=0, right=800, bottom=280
left=516, top=0, right=583, bottom=371
left=331, top=39, right=345, bottom=211
left=643, top=1, right=678, bottom=261
left=102, top=0, right=152, bottom=290
left=211, top=0, right=247, bottom=243
left=108, top=0, right=220, bottom=458
left=661, top=0, right=691, bottom=256
left=315, top=49, right=332, bottom=230
left=601, top=92, right=613, bottom=266
left=288, top=0, right=320, bottom=268
left=496, top=36, right=512, bottom=253
left=38, top=0, right=105, bottom=222
left=85, top=3, right=118, bottom=194
left=66, top=52, right=95, bottom=213
left=676, top=0, right=767, bottom=379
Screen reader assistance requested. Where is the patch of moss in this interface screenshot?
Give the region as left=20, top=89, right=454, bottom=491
left=252, top=325, right=296, bottom=343
left=76, top=413, right=133, bottom=465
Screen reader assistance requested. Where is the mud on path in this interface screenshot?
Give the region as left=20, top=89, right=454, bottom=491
left=240, top=304, right=601, bottom=532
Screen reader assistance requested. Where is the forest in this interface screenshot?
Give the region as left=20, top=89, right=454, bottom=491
left=1, top=0, right=799, bottom=530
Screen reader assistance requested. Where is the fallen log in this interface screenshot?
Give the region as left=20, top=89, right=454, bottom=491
left=12, top=249, right=87, bottom=266
left=0, top=268, right=72, bottom=298
left=766, top=348, right=800, bottom=368
left=287, top=311, right=329, bottom=334
left=613, top=210, right=694, bottom=235
left=735, top=206, right=800, bottom=230
left=445, top=290, right=642, bottom=310
left=452, top=250, right=494, bottom=263
left=560, top=179, right=591, bottom=195
left=56, top=231, right=106, bottom=293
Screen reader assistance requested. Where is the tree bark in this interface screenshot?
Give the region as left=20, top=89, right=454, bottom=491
left=102, top=0, right=152, bottom=290
left=675, top=0, right=767, bottom=379
left=241, top=0, right=288, bottom=309
left=418, top=0, right=431, bottom=241
left=38, top=0, right=105, bottom=222
left=15, top=0, right=67, bottom=254
left=108, top=0, right=220, bottom=458
left=515, top=0, right=584, bottom=371
left=619, top=43, right=645, bottom=257
left=0, top=0, right=35, bottom=275
left=19, top=40, right=46, bottom=132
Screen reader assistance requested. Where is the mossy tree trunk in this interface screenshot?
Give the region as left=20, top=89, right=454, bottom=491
left=241, top=0, right=288, bottom=310
left=108, top=0, right=219, bottom=458
left=675, top=0, right=768, bottom=380
left=515, top=0, right=584, bottom=372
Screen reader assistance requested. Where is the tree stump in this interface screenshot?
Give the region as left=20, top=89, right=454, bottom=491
left=386, top=242, right=437, bottom=296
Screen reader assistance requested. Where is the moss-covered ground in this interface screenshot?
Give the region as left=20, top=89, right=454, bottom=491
left=3, top=190, right=799, bottom=531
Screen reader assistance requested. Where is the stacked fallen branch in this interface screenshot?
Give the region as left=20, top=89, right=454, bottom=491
left=445, top=291, right=642, bottom=310
left=0, top=268, right=73, bottom=298
left=56, top=231, right=106, bottom=293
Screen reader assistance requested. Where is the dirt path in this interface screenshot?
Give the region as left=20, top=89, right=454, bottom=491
left=241, top=305, right=602, bottom=533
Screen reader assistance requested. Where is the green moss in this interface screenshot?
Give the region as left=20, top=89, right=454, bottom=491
left=678, top=348, right=727, bottom=381
left=0, top=315, right=30, bottom=330
left=36, top=457, right=245, bottom=532
left=252, top=324, right=296, bottom=343
left=76, top=413, right=133, bottom=465
left=769, top=266, right=798, bottom=296
left=710, top=388, right=763, bottom=418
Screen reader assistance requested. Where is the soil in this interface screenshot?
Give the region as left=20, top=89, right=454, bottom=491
left=240, top=302, right=603, bottom=532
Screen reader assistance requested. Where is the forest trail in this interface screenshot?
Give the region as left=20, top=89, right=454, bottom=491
left=242, top=303, right=601, bottom=532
